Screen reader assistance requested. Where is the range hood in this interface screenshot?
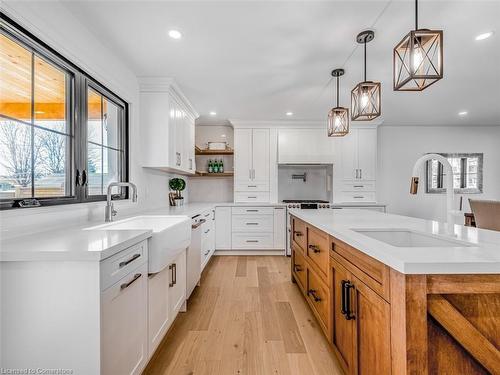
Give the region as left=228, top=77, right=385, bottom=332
left=278, top=128, right=335, bottom=164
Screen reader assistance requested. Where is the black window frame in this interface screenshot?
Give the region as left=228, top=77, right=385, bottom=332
left=425, top=153, right=483, bottom=194
left=0, top=14, right=129, bottom=210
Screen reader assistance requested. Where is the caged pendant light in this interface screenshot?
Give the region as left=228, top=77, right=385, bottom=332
left=393, top=0, right=443, bottom=91
left=351, top=30, right=381, bottom=121
left=328, top=69, right=350, bottom=137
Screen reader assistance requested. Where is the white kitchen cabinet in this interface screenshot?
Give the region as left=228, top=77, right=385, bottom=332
left=234, top=128, right=270, bottom=199
left=201, top=209, right=215, bottom=269
left=334, top=127, right=377, bottom=203
left=101, top=262, right=148, bottom=375
left=140, top=78, right=198, bottom=175
left=273, top=207, right=286, bottom=249
left=169, top=250, right=187, bottom=315
left=215, top=206, right=232, bottom=249
left=338, top=128, right=377, bottom=181
left=147, top=264, right=172, bottom=356
left=278, top=128, right=334, bottom=164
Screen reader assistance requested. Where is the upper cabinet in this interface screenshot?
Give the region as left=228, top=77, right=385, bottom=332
left=234, top=128, right=270, bottom=202
left=278, top=128, right=334, bottom=164
left=139, top=78, right=198, bottom=175
left=337, top=128, right=377, bottom=181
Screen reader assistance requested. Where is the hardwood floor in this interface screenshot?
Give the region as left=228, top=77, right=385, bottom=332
left=143, top=255, right=343, bottom=375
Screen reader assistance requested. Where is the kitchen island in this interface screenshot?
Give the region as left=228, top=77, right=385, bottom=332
left=289, top=209, right=500, bottom=375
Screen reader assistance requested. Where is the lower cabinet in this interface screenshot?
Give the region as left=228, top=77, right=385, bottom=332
left=201, top=209, right=215, bottom=270
left=215, top=206, right=232, bottom=249
left=291, top=215, right=392, bottom=375
left=101, top=262, right=148, bottom=375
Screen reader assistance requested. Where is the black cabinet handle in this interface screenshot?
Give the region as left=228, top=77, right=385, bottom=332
left=294, top=231, right=303, bottom=237
left=293, top=264, right=303, bottom=272
left=120, top=273, right=141, bottom=290
left=341, top=280, right=355, bottom=320
left=173, top=263, right=177, bottom=285
left=308, top=289, right=321, bottom=302
left=308, top=244, right=321, bottom=253
left=76, top=169, right=82, bottom=186
left=82, top=169, right=87, bottom=186
left=119, top=253, right=141, bottom=268
left=169, top=264, right=175, bottom=287
left=341, top=280, right=348, bottom=315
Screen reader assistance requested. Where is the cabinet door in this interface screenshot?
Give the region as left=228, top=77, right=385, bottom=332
left=234, top=129, right=253, bottom=185
left=278, top=128, right=334, bottom=164
left=147, top=264, right=171, bottom=357
left=101, top=263, right=148, bottom=375
left=340, top=129, right=358, bottom=180
left=352, top=275, right=391, bottom=375
left=169, top=94, right=183, bottom=169
left=331, top=257, right=355, bottom=375
left=273, top=207, right=286, bottom=249
left=357, top=128, right=377, bottom=181
left=215, top=207, right=232, bottom=250
left=169, top=250, right=186, bottom=316
left=251, top=128, right=270, bottom=185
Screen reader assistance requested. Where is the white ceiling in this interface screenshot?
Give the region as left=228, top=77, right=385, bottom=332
left=63, top=0, right=500, bottom=126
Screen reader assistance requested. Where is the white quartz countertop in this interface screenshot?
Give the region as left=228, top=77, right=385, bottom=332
left=0, top=201, right=285, bottom=262
left=289, top=209, right=500, bottom=275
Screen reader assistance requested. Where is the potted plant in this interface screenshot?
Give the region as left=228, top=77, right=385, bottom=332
left=168, top=178, right=186, bottom=206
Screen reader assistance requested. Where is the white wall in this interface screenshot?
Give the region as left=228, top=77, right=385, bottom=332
left=378, top=125, right=500, bottom=222
left=0, top=2, right=177, bottom=238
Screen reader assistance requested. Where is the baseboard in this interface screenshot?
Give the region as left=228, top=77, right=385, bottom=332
left=214, top=250, right=285, bottom=256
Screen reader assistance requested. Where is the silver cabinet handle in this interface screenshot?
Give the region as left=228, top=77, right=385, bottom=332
left=353, top=185, right=364, bottom=188
left=119, top=253, right=140, bottom=268
left=249, top=169, right=252, bottom=180
left=247, top=185, right=257, bottom=188
left=120, top=273, right=142, bottom=290
left=204, top=250, right=210, bottom=256
left=204, top=228, right=210, bottom=234
left=359, top=169, right=362, bottom=179
left=246, top=240, right=259, bottom=243
left=247, top=196, right=257, bottom=199
left=246, top=209, right=258, bottom=212
left=353, top=196, right=364, bottom=199
left=191, top=218, right=206, bottom=229
left=169, top=264, right=177, bottom=287
left=246, top=222, right=259, bottom=225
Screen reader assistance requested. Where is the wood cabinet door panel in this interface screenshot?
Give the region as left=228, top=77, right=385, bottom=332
left=307, top=266, right=330, bottom=334
left=292, top=245, right=307, bottom=292
left=307, top=226, right=329, bottom=279
left=352, top=275, right=391, bottom=375
left=330, top=256, right=355, bottom=374
left=292, top=217, right=307, bottom=252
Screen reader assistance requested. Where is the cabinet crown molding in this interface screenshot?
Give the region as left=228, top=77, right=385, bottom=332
left=230, top=119, right=383, bottom=129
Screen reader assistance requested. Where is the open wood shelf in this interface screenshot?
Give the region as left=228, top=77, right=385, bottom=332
left=195, top=146, right=234, bottom=156
left=193, top=171, right=234, bottom=177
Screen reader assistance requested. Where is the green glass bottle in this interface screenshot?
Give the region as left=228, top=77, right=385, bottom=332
left=213, top=159, right=219, bottom=173
left=219, top=158, right=224, bottom=173
left=208, top=159, right=213, bottom=173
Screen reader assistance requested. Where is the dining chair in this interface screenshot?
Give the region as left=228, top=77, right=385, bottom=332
left=468, top=199, right=500, bottom=232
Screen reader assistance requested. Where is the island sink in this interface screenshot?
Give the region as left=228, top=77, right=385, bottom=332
left=86, top=215, right=191, bottom=273
left=352, top=228, right=474, bottom=248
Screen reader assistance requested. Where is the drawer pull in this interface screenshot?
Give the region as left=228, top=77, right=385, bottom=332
left=247, top=185, right=257, bottom=188
left=246, top=222, right=259, bottom=225
left=204, top=250, right=210, bottom=256
left=293, top=264, right=303, bottom=272
left=119, top=253, right=141, bottom=268
left=204, top=229, right=210, bottom=234
left=308, top=289, right=321, bottom=302
left=246, top=209, right=259, bottom=212
left=353, top=185, right=364, bottom=188
left=246, top=240, right=259, bottom=243
left=293, top=231, right=303, bottom=237
left=120, top=273, right=142, bottom=290
left=308, top=244, right=321, bottom=253
left=353, top=196, right=364, bottom=199
left=247, top=196, right=257, bottom=199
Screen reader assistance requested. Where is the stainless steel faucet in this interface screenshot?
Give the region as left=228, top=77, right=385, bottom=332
left=105, top=182, right=138, bottom=222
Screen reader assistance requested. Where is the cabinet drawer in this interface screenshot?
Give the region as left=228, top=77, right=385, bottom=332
left=231, top=233, right=274, bottom=249
left=307, top=226, right=329, bottom=280
left=331, top=238, right=390, bottom=302
left=292, top=245, right=307, bottom=291
left=100, top=240, right=148, bottom=291
left=231, top=215, right=273, bottom=232
left=291, top=217, right=307, bottom=252
left=341, top=181, right=376, bottom=192
left=234, top=181, right=269, bottom=192
left=231, top=207, right=274, bottom=215
left=306, top=266, right=330, bottom=333
left=340, top=192, right=376, bottom=203
left=234, top=192, right=270, bottom=203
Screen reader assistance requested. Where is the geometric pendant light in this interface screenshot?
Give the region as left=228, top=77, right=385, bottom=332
left=393, top=0, right=443, bottom=91
left=351, top=30, right=381, bottom=121
left=328, top=68, right=350, bottom=137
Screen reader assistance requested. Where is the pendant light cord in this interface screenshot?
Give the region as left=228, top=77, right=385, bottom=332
left=364, top=41, right=367, bottom=82
left=336, top=76, right=340, bottom=107
left=415, top=0, right=418, bottom=30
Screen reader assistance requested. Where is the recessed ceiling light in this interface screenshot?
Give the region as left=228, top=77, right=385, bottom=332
left=286, top=112, right=293, bottom=116
left=458, top=111, right=468, bottom=116
left=168, top=30, right=182, bottom=40
left=475, top=31, right=494, bottom=41
left=209, top=111, right=217, bottom=116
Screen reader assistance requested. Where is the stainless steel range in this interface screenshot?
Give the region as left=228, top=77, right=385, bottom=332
left=284, top=199, right=334, bottom=255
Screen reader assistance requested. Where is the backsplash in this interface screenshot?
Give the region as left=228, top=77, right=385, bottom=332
left=278, top=165, right=333, bottom=202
